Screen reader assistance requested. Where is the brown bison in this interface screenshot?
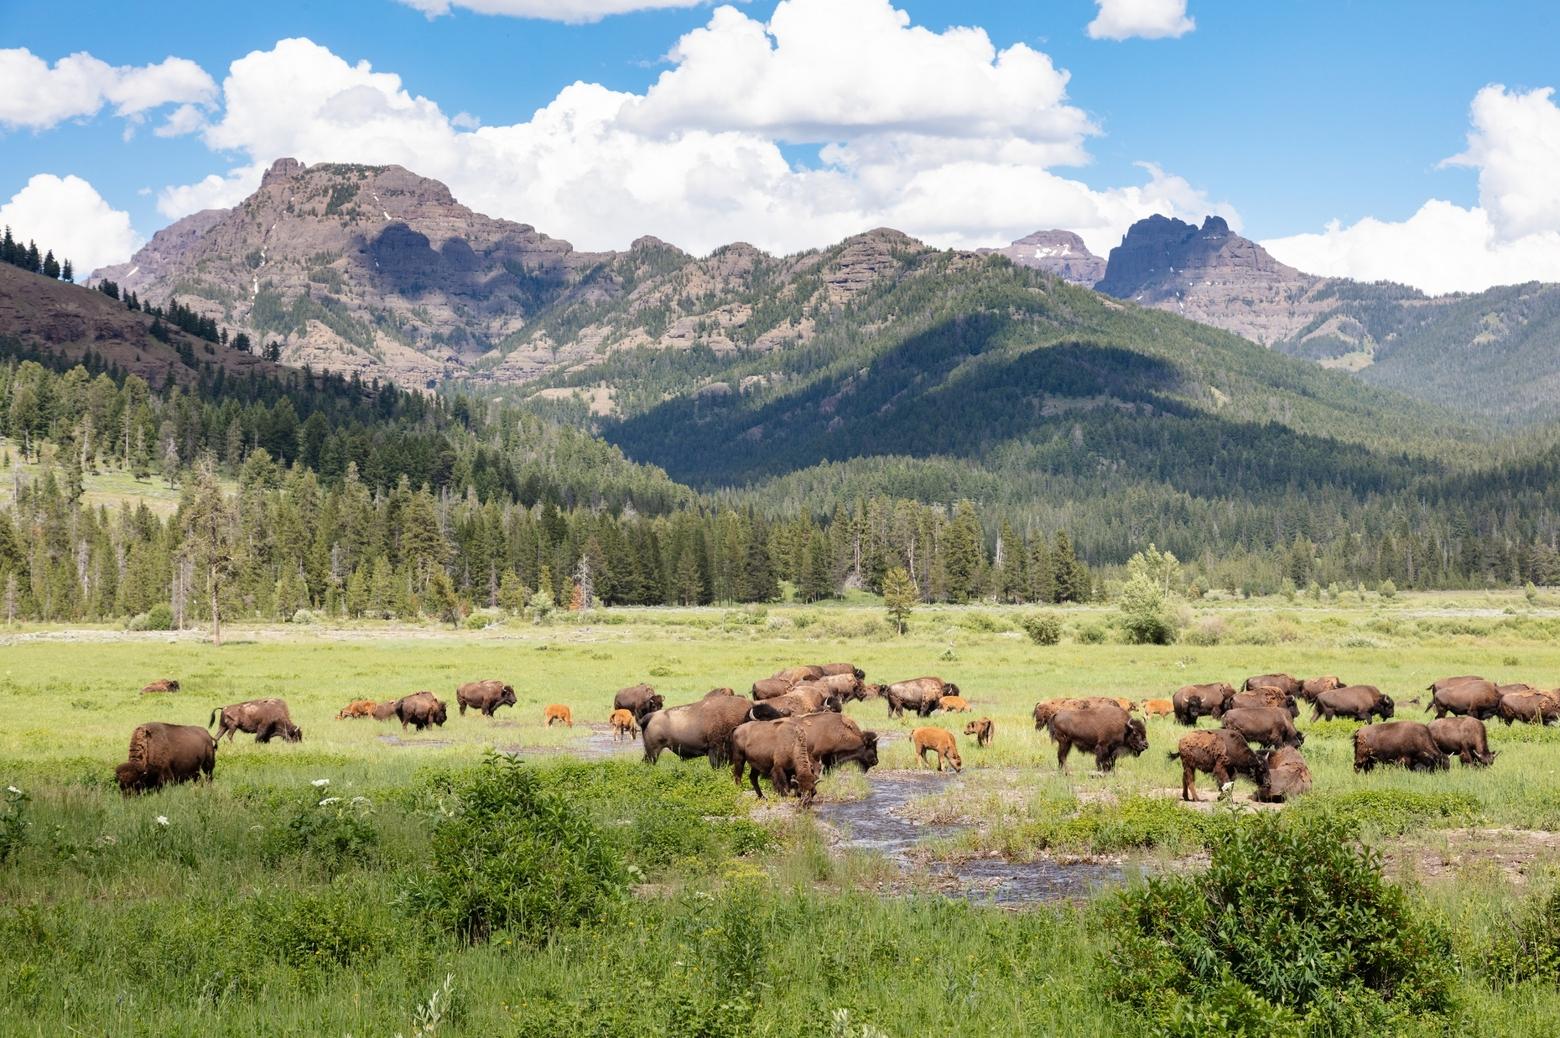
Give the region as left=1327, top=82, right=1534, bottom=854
left=1031, top=696, right=1121, bottom=731
left=1222, top=687, right=1298, bottom=718
left=1219, top=706, right=1303, bottom=749
left=1047, top=704, right=1148, bottom=773
left=614, top=684, right=665, bottom=726
left=140, top=679, right=180, bottom=694
left=1427, top=716, right=1496, bottom=767
left=912, top=727, right=963, bottom=772
left=609, top=708, right=640, bottom=742
left=1426, top=678, right=1502, bottom=720
left=1243, top=674, right=1301, bottom=697
left=543, top=704, right=574, bottom=727
left=1168, top=729, right=1264, bottom=802
left=819, top=662, right=866, bottom=679
left=115, top=722, right=217, bottom=794
left=885, top=677, right=958, bottom=718
left=1498, top=690, right=1560, bottom=726
left=730, top=718, right=821, bottom=802
left=751, top=676, right=796, bottom=700
left=210, top=698, right=303, bottom=743
left=1140, top=698, right=1175, bottom=718
left=456, top=680, right=516, bottom=718
left=1352, top=721, right=1449, bottom=772
left=641, top=693, right=754, bottom=765
left=1311, top=685, right=1394, bottom=723
left=789, top=711, right=880, bottom=773
left=1299, top=676, right=1344, bottom=701
left=1256, top=747, right=1313, bottom=803
left=336, top=699, right=377, bottom=719
left=964, top=717, right=994, bottom=747
left=1427, top=675, right=1485, bottom=695
left=748, top=684, right=843, bottom=720
left=370, top=700, right=399, bottom=721
left=1172, top=682, right=1235, bottom=725
left=394, top=691, right=448, bottom=732
left=773, top=665, right=826, bottom=683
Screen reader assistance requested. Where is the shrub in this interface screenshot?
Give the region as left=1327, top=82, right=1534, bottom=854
left=1102, top=812, right=1456, bottom=1033
left=0, top=785, right=30, bottom=863
left=1378, top=580, right=1398, bottom=599
left=129, top=603, right=176, bottom=631
left=1182, top=614, right=1226, bottom=646
left=1021, top=613, right=1062, bottom=645
left=1483, top=883, right=1560, bottom=987
left=1118, top=574, right=1177, bottom=645
left=1076, top=622, right=1108, bottom=645
left=289, top=608, right=318, bottom=625
left=264, top=784, right=379, bottom=872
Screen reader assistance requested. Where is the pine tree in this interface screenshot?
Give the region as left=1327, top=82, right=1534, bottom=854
left=943, top=500, right=986, bottom=603
left=882, top=565, right=916, bottom=635
left=800, top=533, right=833, bottom=602
left=61, top=259, right=73, bottom=282
left=42, top=251, right=60, bottom=280
left=180, top=457, right=239, bottom=645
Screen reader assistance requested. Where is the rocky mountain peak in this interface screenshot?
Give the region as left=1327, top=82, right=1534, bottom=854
left=980, top=229, right=1106, bottom=285
left=261, top=157, right=305, bottom=187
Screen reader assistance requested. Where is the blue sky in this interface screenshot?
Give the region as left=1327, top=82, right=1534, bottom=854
left=3, top=0, right=1559, bottom=292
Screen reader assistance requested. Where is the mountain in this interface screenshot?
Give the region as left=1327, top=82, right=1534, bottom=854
left=977, top=230, right=1105, bottom=285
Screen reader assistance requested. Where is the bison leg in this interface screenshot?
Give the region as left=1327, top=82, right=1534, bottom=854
left=1055, top=739, right=1072, bottom=772
left=749, top=764, right=765, bottom=799
left=1181, top=760, right=1198, bottom=802
left=459, top=701, right=468, bottom=716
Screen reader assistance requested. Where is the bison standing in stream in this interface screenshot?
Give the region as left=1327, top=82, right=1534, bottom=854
left=729, top=718, right=821, bottom=803
left=788, top=711, right=879, bottom=773
left=210, top=698, right=303, bottom=743
left=456, top=680, right=516, bottom=718
left=116, top=722, right=217, bottom=794
left=614, top=684, right=665, bottom=727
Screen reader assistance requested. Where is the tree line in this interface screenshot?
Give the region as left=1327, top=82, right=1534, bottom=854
left=1, top=226, right=72, bottom=283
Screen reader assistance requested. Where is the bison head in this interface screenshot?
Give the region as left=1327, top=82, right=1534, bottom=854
left=824, top=694, right=843, bottom=713
left=1125, top=719, right=1149, bottom=756
left=1377, top=696, right=1395, bottom=719
left=501, top=685, right=517, bottom=706
left=943, top=682, right=961, bottom=699
left=859, top=732, right=880, bottom=770
left=432, top=703, right=448, bottom=726
left=749, top=703, right=784, bottom=722
left=853, top=667, right=866, bottom=681
left=115, top=762, right=147, bottom=795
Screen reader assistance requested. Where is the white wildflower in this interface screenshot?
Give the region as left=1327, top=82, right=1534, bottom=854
left=5, top=785, right=20, bottom=795
left=318, top=796, right=340, bottom=807
left=155, top=815, right=169, bottom=826
left=311, top=778, right=330, bottom=788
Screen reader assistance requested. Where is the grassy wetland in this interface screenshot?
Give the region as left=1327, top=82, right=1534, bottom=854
left=6, top=589, right=1560, bottom=1036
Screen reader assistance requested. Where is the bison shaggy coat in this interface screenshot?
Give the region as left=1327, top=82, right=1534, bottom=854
left=1427, top=679, right=1502, bottom=720
left=116, top=722, right=217, bottom=794
left=641, top=694, right=754, bottom=765
left=885, top=677, right=958, bottom=718
left=964, top=717, right=995, bottom=747
left=1311, top=685, right=1394, bottom=723
left=394, top=692, right=448, bottom=732
left=730, top=719, right=821, bottom=802
left=1256, top=747, right=1313, bottom=803
left=1169, top=729, right=1264, bottom=802
left=1427, top=716, right=1496, bottom=767
left=1223, top=687, right=1298, bottom=718
left=210, top=698, right=302, bottom=743
left=1047, top=705, right=1148, bottom=773
left=1497, top=690, right=1560, bottom=726
left=613, top=684, right=664, bottom=726
left=1353, top=721, right=1449, bottom=773
left=788, top=711, right=880, bottom=773
left=1242, top=674, right=1301, bottom=697
left=140, top=679, right=180, bottom=694
left=1172, top=683, right=1235, bottom=725
left=457, top=680, right=516, bottom=718
left=1219, top=706, right=1303, bottom=749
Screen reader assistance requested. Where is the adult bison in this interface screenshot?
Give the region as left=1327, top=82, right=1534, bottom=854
left=772, top=665, right=825, bottom=684
left=1311, top=685, right=1394, bottom=723
left=210, top=698, right=303, bottom=743
left=394, top=691, right=448, bottom=732
left=1242, top=674, right=1301, bottom=697
left=1428, top=717, right=1496, bottom=767
left=140, top=679, right=180, bottom=694
left=641, top=694, right=754, bottom=765
left=1256, top=747, right=1313, bottom=803
left=456, top=680, right=516, bottom=718
left=1426, top=678, right=1501, bottom=720
left=751, top=677, right=795, bottom=701
left=1498, top=689, right=1560, bottom=726
left=1046, top=704, right=1147, bottom=773
left=730, top=718, right=820, bottom=802
left=1219, top=707, right=1303, bottom=749
left=748, top=684, right=842, bottom=720
left=614, top=684, right=665, bottom=726
left=1172, top=683, right=1234, bottom=725
left=115, top=722, right=217, bottom=794
left=1299, top=676, right=1344, bottom=701
left=1353, top=722, right=1448, bottom=773
left=884, top=677, right=958, bottom=718
left=789, top=711, right=880, bottom=773
left=1169, top=729, right=1264, bottom=802
left=1033, top=697, right=1123, bottom=730
left=1222, top=687, right=1298, bottom=718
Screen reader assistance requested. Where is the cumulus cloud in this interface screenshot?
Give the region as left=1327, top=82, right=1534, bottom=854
left=394, top=0, right=710, bottom=21
left=1264, top=85, right=1560, bottom=294
left=0, top=48, right=216, bottom=131
left=159, top=1, right=1230, bottom=256
left=0, top=174, right=141, bottom=276
left=1086, top=0, right=1195, bottom=41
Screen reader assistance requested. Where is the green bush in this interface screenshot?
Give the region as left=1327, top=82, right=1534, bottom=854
left=1118, top=574, right=1177, bottom=645
left=1292, top=788, right=1480, bottom=836
left=129, top=603, right=176, bottom=631
left=264, top=785, right=379, bottom=872
left=1102, top=812, right=1456, bottom=1033
left=1021, top=613, right=1062, bottom=645
left=1076, top=622, right=1107, bottom=645
left=1483, top=884, right=1560, bottom=987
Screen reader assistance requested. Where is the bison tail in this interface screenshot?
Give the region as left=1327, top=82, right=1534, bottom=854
left=207, top=707, right=219, bottom=730
left=1166, top=750, right=1181, bottom=762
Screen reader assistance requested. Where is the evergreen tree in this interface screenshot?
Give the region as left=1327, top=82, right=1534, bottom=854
left=179, top=457, right=240, bottom=645
left=882, top=565, right=916, bottom=635
left=943, top=500, right=986, bottom=603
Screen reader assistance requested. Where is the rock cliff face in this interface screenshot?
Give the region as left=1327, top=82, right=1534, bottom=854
left=980, top=230, right=1105, bottom=285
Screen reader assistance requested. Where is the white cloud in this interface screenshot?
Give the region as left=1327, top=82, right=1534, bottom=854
left=0, top=174, right=141, bottom=276
left=159, top=1, right=1231, bottom=257
left=1086, top=0, right=1195, bottom=41
left=154, top=103, right=208, bottom=138
left=1263, top=85, right=1560, bottom=294
left=0, top=48, right=215, bottom=131
left=394, top=0, right=710, bottom=21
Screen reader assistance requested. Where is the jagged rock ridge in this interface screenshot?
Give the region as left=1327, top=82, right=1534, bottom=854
left=979, top=230, right=1105, bottom=285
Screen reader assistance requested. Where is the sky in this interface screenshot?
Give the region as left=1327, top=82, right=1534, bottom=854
left=2, top=0, right=1559, bottom=294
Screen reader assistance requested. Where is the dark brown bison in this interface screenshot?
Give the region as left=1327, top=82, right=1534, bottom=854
left=1353, top=721, right=1449, bottom=772
left=1172, top=683, right=1235, bottom=724
left=1046, top=704, right=1148, bottom=772
left=1426, top=678, right=1501, bottom=720
left=1169, top=729, right=1264, bottom=802
left=1256, top=747, right=1313, bottom=803
left=748, top=684, right=843, bottom=720
left=641, top=694, right=754, bottom=765
left=1243, top=674, right=1301, bottom=697
left=820, top=662, right=867, bottom=680
left=1311, top=685, right=1394, bottom=722
left=115, top=722, right=217, bottom=794
left=773, top=665, right=826, bottom=683
left=809, top=672, right=870, bottom=702
left=1299, top=676, right=1344, bottom=701
left=1222, top=687, right=1298, bottom=718
left=456, top=680, right=516, bottom=718
left=1497, top=690, right=1560, bottom=726
left=1219, top=706, right=1303, bottom=749
left=1427, top=716, right=1496, bottom=767
left=885, top=677, right=958, bottom=718
left=210, top=698, right=302, bottom=743
left=1427, top=675, right=1485, bottom=695
left=140, top=679, right=180, bottom=694
left=1033, top=697, right=1123, bottom=730
left=751, top=677, right=795, bottom=700
left=730, top=718, right=820, bottom=802
left=337, top=699, right=377, bottom=719
left=789, top=711, right=880, bottom=772
left=614, top=684, right=665, bottom=726
left=964, top=717, right=994, bottom=747
left=394, top=691, right=448, bottom=731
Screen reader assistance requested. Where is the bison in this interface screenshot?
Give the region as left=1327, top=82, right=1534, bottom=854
left=336, top=699, right=377, bottom=719
left=1498, top=690, right=1560, bottom=726
left=748, top=684, right=843, bottom=720
left=370, top=700, right=399, bottom=721
left=1427, top=716, right=1496, bottom=767
left=1172, top=683, right=1235, bottom=725
left=1032, top=697, right=1120, bottom=731
left=772, top=665, right=825, bottom=684
left=394, top=691, right=448, bottom=732
left=543, top=704, right=574, bottom=727
left=1139, top=698, right=1174, bottom=718
left=1311, top=685, right=1394, bottom=723
left=1299, top=676, right=1344, bottom=701
left=1168, top=729, right=1264, bottom=802
left=1219, top=706, right=1303, bottom=749
left=613, top=684, right=665, bottom=726
left=1222, top=687, right=1298, bottom=718
left=819, top=662, right=866, bottom=680
left=456, top=680, right=516, bottom=718
left=642, top=694, right=754, bottom=765
left=751, top=677, right=795, bottom=700
left=115, top=722, right=217, bottom=794
left=140, top=679, right=180, bottom=695
left=1352, top=721, right=1449, bottom=773
left=730, top=718, right=821, bottom=802
left=210, top=698, right=302, bottom=743
left=885, top=677, right=958, bottom=718
left=1256, top=747, right=1313, bottom=803
left=1243, top=674, right=1301, bottom=697
left=938, top=695, right=972, bottom=713
left=1427, top=678, right=1502, bottom=720
left=609, top=708, right=640, bottom=742
left=789, top=711, right=879, bottom=773
left=912, top=727, right=963, bottom=772
left=1047, top=705, right=1148, bottom=773
left=964, top=717, right=994, bottom=747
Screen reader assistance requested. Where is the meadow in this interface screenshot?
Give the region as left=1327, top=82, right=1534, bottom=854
left=5, top=590, right=1560, bottom=1035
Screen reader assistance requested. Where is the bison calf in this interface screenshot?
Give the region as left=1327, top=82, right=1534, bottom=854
left=912, top=727, right=962, bottom=772
left=964, top=717, right=994, bottom=747
left=544, top=704, right=574, bottom=727
left=1169, top=729, right=1263, bottom=802
left=336, top=699, right=377, bottom=719
left=609, top=708, right=640, bottom=742
left=140, top=679, right=180, bottom=695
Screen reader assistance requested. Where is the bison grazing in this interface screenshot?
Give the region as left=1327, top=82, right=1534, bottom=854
left=1047, top=705, right=1148, bottom=773
left=336, top=699, right=377, bottom=719
left=1223, top=687, right=1298, bottom=718
left=1311, top=685, right=1394, bottom=723
left=1172, top=683, right=1235, bottom=725
left=609, top=708, right=641, bottom=742
left=885, top=677, right=958, bottom=718
left=394, top=691, right=448, bottom=732
left=210, top=698, right=303, bottom=744
left=772, top=665, right=826, bottom=684
left=1243, top=674, right=1301, bottom=697
left=1428, top=675, right=1485, bottom=695
left=820, top=662, right=866, bottom=680
left=730, top=718, right=821, bottom=803
left=613, top=684, right=665, bottom=726
left=140, top=679, right=180, bottom=695
left=1352, top=721, right=1449, bottom=773
left=1140, top=698, right=1174, bottom=718
left=789, top=711, right=879, bottom=773
left=456, top=680, right=516, bottom=718
left=1426, top=678, right=1502, bottom=720
left=1428, top=717, right=1496, bottom=767
left=964, top=717, right=994, bottom=747
left=1219, top=706, right=1303, bottom=749
left=911, top=727, right=963, bottom=772
left=1299, top=676, right=1344, bottom=701
left=115, top=722, right=217, bottom=794
left=544, top=704, right=574, bottom=727
left=1498, top=690, right=1560, bottom=726
left=1256, top=747, right=1313, bottom=803
left=1168, top=729, right=1263, bottom=802
left=642, top=694, right=754, bottom=766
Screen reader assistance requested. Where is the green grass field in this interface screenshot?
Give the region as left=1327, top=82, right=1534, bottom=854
left=5, top=592, right=1560, bottom=1035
